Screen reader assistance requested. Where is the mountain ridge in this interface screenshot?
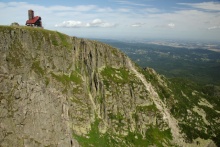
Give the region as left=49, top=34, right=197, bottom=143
left=0, top=26, right=219, bottom=147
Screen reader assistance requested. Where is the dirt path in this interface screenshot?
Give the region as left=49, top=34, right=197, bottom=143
left=127, top=59, right=184, bottom=145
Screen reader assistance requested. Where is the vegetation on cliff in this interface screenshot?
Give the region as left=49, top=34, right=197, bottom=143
left=0, top=26, right=219, bottom=147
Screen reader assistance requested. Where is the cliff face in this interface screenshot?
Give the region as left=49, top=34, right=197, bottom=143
left=0, top=26, right=219, bottom=147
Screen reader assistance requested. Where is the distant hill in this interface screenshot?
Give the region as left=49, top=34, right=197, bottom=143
left=99, top=39, right=220, bottom=85
left=0, top=26, right=219, bottom=147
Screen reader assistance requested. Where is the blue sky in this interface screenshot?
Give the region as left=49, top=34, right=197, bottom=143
left=0, top=0, right=220, bottom=42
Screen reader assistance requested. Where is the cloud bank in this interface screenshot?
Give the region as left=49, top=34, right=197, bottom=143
left=55, top=19, right=116, bottom=28
left=0, top=1, right=220, bottom=41
left=208, top=26, right=220, bottom=30
left=131, top=23, right=145, bottom=27
left=179, top=2, right=220, bottom=11
left=168, top=23, right=175, bottom=29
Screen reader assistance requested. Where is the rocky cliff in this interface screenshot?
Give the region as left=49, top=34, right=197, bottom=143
left=0, top=26, right=219, bottom=147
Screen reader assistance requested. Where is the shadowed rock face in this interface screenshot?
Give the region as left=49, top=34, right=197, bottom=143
left=0, top=26, right=132, bottom=147
left=0, top=26, right=218, bottom=147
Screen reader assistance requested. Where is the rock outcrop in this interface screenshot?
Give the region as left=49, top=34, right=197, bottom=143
left=0, top=26, right=219, bottom=147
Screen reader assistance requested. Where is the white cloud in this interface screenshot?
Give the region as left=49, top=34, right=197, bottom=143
left=47, top=5, right=73, bottom=11
left=73, top=5, right=97, bottom=12
left=131, top=24, right=141, bottom=27
left=153, top=23, right=175, bottom=29
left=8, top=2, right=29, bottom=6
left=168, top=23, right=175, bottom=29
left=55, top=21, right=84, bottom=28
left=150, top=9, right=220, bottom=30
left=96, top=7, right=113, bottom=12
left=55, top=19, right=116, bottom=28
left=88, top=19, right=116, bottom=27
left=0, top=2, right=97, bottom=12
left=131, top=23, right=145, bottom=27
left=0, top=1, right=220, bottom=41
left=118, top=8, right=131, bottom=12
left=143, top=8, right=160, bottom=13
left=115, top=0, right=148, bottom=7
left=179, top=2, right=220, bottom=11
left=208, top=26, right=220, bottom=30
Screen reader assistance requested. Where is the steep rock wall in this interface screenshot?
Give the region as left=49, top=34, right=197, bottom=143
left=0, top=26, right=217, bottom=147
left=0, top=26, right=135, bottom=147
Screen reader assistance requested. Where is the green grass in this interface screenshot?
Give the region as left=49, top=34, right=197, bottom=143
left=70, top=71, right=82, bottom=84
left=101, top=66, right=132, bottom=84
left=136, top=104, right=158, bottom=112
left=108, top=112, right=124, bottom=129
left=5, top=34, right=23, bottom=67
left=73, top=118, right=117, bottom=147
left=179, top=123, right=209, bottom=143
left=141, top=68, right=172, bottom=101
left=167, top=78, right=220, bottom=145
left=124, top=127, right=173, bottom=147
left=0, top=25, right=71, bottom=49
left=73, top=117, right=174, bottom=147
left=169, top=78, right=202, bottom=117
left=51, top=33, right=59, bottom=46
left=145, top=127, right=173, bottom=146
left=7, top=52, right=21, bottom=67
left=31, top=61, right=45, bottom=76
left=51, top=71, right=82, bottom=85
left=96, top=96, right=104, bottom=104
left=141, top=68, right=220, bottom=146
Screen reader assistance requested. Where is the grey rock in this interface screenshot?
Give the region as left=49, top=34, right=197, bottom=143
left=0, top=26, right=218, bottom=147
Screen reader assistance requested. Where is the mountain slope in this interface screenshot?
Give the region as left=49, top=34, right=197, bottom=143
left=0, top=26, right=219, bottom=147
